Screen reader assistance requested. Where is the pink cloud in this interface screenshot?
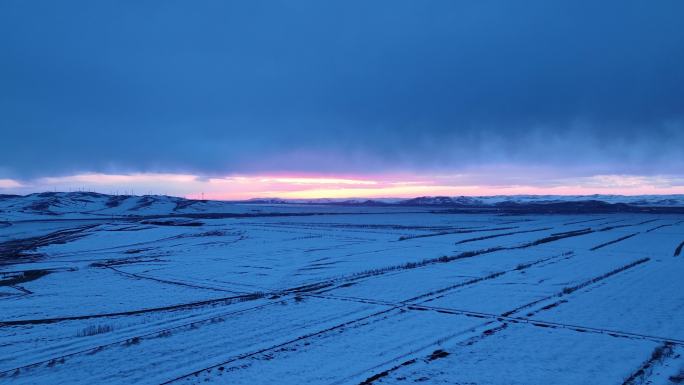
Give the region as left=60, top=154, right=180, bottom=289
left=0, top=179, right=24, bottom=189
left=2, top=172, right=684, bottom=199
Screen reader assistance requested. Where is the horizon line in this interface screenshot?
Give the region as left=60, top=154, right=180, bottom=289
left=7, top=190, right=684, bottom=202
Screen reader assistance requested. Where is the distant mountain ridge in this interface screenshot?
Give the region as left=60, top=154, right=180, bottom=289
left=248, top=194, right=684, bottom=207
left=1, top=192, right=684, bottom=220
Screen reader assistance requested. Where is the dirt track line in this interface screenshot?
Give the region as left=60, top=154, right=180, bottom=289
left=0, top=292, right=266, bottom=326
left=106, top=266, right=242, bottom=294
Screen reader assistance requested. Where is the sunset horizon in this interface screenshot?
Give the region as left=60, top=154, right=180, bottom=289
left=2, top=2, right=684, bottom=384
left=4, top=172, right=684, bottom=200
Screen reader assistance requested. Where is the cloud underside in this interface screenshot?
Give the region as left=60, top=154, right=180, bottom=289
left=1, top=1, right=683, bottom=181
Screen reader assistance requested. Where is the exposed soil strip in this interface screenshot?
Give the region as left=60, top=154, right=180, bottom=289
left=455, top=227, right=552, bottom=245
left=598, top=223, right=638, bottom=231
left=563, top=217, right=607, bottom=225
left=0, top=225, right=98, bottom=266
left=398, top=227, right=517, bottom=241
left=550, top=228, right=592, bottom=237
left=675, top=241, right=684, bottom=257
left=634, top=219, right=660, bottom=226
left=515, top=228, right=594, bottom=249
left=590, top=232, right=640, bottom=251
left=514, top=218, right=660, bottom=250
left=621, top=343, right=675, bottom=385
left=359, top=357, right=419, bottom=385
left=0, top=270, right=51, bottom=287
left=645, top=222, right=680, bottom=233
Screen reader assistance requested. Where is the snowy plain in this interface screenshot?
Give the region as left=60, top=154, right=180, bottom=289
left=1, top=193, right=684, bottom=384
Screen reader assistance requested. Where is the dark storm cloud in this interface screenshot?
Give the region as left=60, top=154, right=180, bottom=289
left=1, top=0, right=683, bottom=179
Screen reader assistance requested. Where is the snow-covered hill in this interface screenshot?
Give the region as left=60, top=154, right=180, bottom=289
left=0, top=192, right=239, bottom=220
left=2, top=192, right=684, bottom=221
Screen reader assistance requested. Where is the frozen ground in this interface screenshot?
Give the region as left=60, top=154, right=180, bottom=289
left=1, top=195, right=684, bottom=384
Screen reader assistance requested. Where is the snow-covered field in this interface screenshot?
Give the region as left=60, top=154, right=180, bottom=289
left=1, top=194, right=684, bottom=384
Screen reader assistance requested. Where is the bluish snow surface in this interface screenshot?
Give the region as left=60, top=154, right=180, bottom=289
left=1, top=201, right=683, bottom=384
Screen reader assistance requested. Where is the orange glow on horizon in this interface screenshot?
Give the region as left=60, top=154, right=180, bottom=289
left=2, top=172, right=684, bottom=199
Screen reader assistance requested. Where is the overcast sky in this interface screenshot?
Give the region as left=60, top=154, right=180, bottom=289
left=1, top=1, right=683, bottom=197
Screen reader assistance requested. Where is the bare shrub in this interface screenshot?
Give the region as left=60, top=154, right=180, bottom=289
left=77, top=324, right=114, bottom=337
